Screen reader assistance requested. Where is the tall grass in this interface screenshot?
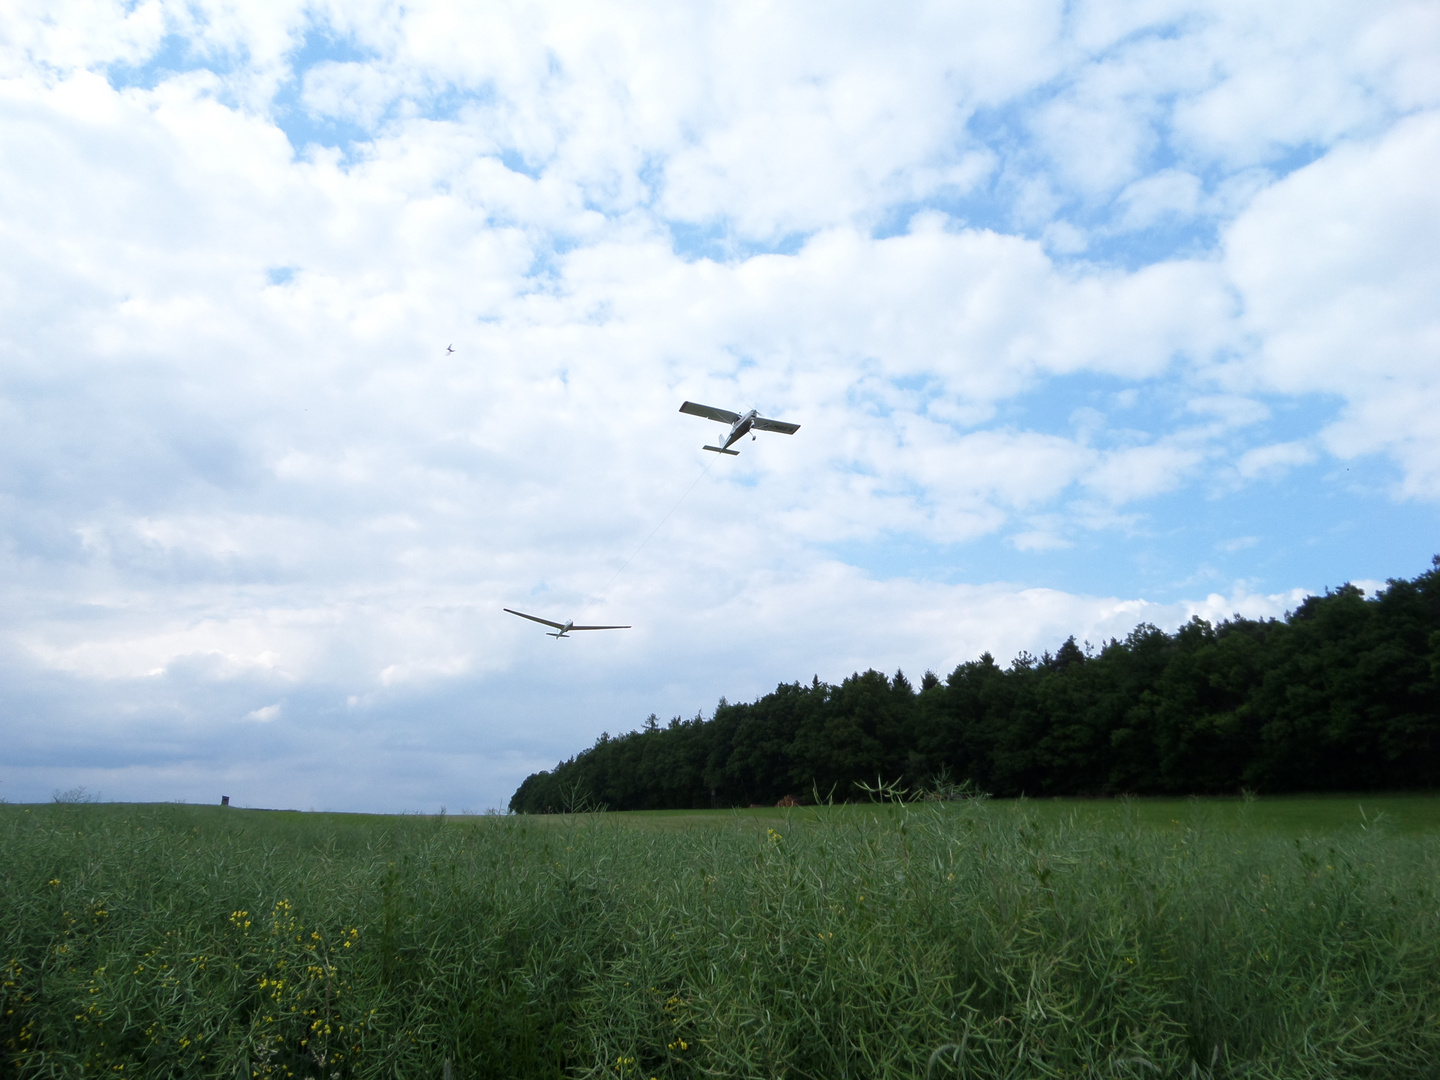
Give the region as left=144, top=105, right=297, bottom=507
left=2, top=800, right=1437, bottom=1078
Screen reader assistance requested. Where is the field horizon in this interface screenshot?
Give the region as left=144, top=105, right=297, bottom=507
left=18, top=789, right=1440, bottom=834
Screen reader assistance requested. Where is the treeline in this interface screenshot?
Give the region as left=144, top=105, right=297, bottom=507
left=510, top=559, right=1440, bottom=812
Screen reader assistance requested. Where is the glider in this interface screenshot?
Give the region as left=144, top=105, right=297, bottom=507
left=446, top=344, right=456, bottom=354
left=678, top=401, right=800, bottom=455
left=503, top=608, right=630, bottom=638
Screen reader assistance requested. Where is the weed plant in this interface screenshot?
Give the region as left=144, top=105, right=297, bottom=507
left=2, top=800, right=1438, bottom=1078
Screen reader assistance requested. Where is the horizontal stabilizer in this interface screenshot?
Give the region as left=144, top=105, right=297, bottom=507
left=680, top=401, right=741, bottom=424
left=703, top=445, right=741, bottom=455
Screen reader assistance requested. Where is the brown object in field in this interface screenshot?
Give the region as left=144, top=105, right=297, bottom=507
left=776, top=794, right=800, bottom=807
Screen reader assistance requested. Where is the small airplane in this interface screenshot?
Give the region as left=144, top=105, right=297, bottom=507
left=446, top=343, right=456, bottom=354
left=679, top=401, right=800, bottom=455
left=503, top=608, right=630, bottom=638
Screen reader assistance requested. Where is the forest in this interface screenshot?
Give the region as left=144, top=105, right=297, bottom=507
left=510, top=558, right=1440, bottom=812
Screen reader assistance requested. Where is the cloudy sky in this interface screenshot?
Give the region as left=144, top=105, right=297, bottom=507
left=2, top=0, right=1437, bottom=812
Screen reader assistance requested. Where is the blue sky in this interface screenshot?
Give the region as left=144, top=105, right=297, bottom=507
left=2, top=0, right=1438, bottom=811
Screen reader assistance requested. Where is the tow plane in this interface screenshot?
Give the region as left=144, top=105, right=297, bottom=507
left=678, top=401, right=800, bottom=455
left=504, top=608, right=630, bottom=638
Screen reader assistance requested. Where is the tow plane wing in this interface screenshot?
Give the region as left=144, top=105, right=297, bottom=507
left=751, top=417, right=801, bottom=435
left=679, top=401, right=740, bottom=424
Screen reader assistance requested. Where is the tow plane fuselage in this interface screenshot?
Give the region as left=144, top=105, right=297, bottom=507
left=678, top=401, right=800, bottom=454
left=713, top=408, right=758, bottom=453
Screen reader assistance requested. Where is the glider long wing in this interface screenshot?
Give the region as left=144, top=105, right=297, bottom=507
left=570, top=623, right=632, bottom=631
left=751, top=416, right=800, bottom=434
left=679, top=401, right=740, bottom=424
left=503, top=608, right=566, bottom=630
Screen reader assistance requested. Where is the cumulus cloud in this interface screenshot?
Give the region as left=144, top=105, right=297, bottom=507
left=1115, top=169, right=1203, bottom=231
left=1235, top=441, right=1317, bottom=482
left=1224, top=110, right=1440, bottom=495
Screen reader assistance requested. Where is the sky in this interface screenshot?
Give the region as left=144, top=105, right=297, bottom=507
left=2, top=0, right=1438, bottom=812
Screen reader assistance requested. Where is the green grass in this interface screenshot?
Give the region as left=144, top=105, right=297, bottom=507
left=537, top=793, right=1440, bottom=835
left=3, top=798, right=1439, bottom=1078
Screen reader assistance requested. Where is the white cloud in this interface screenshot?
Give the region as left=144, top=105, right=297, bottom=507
left=1030, top=85, right=1159, bottom=197
left=1181, top=583, right=1312, bottom=625
left=1355, top=3, right=1440, bottom=111
left=1011, top=529, right=1072, bottom=552
left=1042, top=220, right=1088, bottom=253
left=1185, top=394, right=1269, bottom=429
left=1116, top=168, right=1203, bottom=230
left=1224, top=110, right=1440, bottom=495
left=1084, top=441, right=1207, bottom=503
left=1235, top=440, right=1316, bottom=481
left=301, top=61, right=405, bottom=128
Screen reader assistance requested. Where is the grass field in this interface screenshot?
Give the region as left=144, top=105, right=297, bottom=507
left=3, top=796, right=1438, bottom=1079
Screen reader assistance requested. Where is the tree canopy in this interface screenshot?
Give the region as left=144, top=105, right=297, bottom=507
left=510, top=558, right=1440, bottom=812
